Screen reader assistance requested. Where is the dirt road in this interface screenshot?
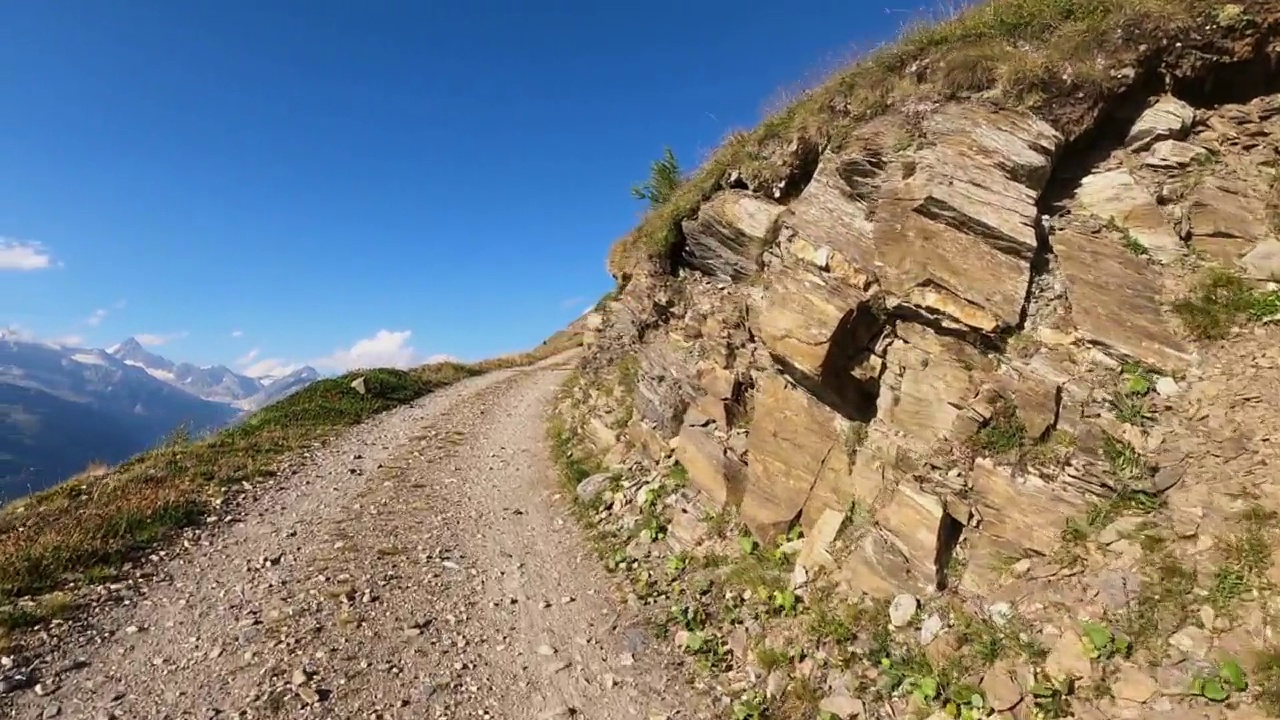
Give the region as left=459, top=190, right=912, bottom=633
left=4, top=356, right=711, bottom=720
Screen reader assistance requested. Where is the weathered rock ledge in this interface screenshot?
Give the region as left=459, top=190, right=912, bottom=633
left=558, top=9, right=1280, bottom=719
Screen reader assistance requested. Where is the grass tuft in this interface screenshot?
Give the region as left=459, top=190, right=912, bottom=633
left=1172, top=268, right=1280, bottom=340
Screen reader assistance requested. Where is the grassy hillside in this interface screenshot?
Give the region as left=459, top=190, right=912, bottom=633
left=0, top=336, right=579, bottom=608
left=610, top=0, right=1269, bottom=275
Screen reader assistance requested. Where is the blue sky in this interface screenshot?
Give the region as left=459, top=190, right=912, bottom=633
left=0, top=0, right=907, bottom=375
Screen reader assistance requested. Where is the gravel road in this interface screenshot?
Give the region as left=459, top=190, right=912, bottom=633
left=4, top=355, right=712, bottom=720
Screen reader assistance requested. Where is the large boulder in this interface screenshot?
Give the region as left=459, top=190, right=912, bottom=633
left=1125, top=96, right=1195, bottom=151
left=679, top=190, right=785, bottom=280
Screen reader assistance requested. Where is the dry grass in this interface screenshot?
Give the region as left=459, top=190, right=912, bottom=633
left=0, top=337, right=578, bottom=602
left=610, top=0, right=1231, bottom=274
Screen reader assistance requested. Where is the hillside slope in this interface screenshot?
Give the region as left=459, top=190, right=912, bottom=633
left=557, top=1, right=1280, bottom=718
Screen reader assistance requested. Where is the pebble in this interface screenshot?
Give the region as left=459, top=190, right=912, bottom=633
left=536, top=644, right=556, bottom=656
left=888, top=594, right=917, bottom=627
left=987, top=601, right=1014, bottom=626
left=43, top=704, right=62, bottom=719
left=296, top=685, right=321, bottom=704
left=919, top=614, right=945, bottom=645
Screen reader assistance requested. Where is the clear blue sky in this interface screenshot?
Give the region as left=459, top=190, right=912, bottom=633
left=0, top=0, right=906, bottom=375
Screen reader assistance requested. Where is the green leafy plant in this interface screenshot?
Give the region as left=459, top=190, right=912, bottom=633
left=666, top=552, right=688, bottom=575
left=1081, top=621, right=1131, bottom=661
left=604, top=548, right=630, bottom=573
left=731, top=690, right=767, bottom=720
left=1028, top=674, right=1075, bottom=719
left=770, top=588, right=800, bottom=617
left=1122, top=232, right=1149, bottom=257
left=942, top=684, right=988, bottom=720
left=684, top=630, right=731, bottom=671
left=638, top=513, right=667, bottom=542
left=630, top=147, right=682, bottom=208
left=670, top=602, right=706, bottom=632
left=1110, top=362, right=1157, bottom=426
left=739, top=533, right=759, bottom=555
left=1190, top=656, right=1248, bottom=702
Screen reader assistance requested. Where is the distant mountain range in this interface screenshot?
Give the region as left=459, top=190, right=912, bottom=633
left=0, top=336, right=319, bottom=502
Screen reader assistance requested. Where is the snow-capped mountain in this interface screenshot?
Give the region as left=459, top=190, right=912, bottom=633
left=107, top=337, right=317, bottom=409
left=1, top=337, right=321, bottom=501
left=0, top=338, right=241, bottom=500
left=242, top=366, right=321, bottom=410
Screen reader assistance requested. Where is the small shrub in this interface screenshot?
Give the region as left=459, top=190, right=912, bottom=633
left=630, top=148, right=683, bottom=208
left=1081, top=621, right=1131, bottom=660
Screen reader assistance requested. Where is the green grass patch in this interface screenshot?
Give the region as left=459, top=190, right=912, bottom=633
left=1173, top=268, right=1280, bottom=340
left=970, top=397, right=1027, bottom=456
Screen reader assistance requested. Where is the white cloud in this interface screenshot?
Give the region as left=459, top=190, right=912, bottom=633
left=242, top=357, right=302, bottom=379
left=113, top=299, right=127, bottom=310
left=50, top=334, right=86, bottom=347
left=86, top=308, right=109, bottom=327
left=134, top=331, right=188, bottom=347
left=230, top=329, right=244, bottom=338
left=423, top=353, right=460, bottom=364
left=315, top=329, right=420, bottom=372
left=0, top=238, right=55, bottom=271
left=0, top=325, right=33, bottom=341
left=235, top=348, right=260, bottom=365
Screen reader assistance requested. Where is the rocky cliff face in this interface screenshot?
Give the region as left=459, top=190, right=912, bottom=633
left=557, top=4, right=1280, bottom=717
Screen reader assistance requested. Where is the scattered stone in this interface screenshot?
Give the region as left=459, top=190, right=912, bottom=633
left=919, top=614, right=945, bottom=646
left=1126, top=96, right=1195, bottom=150
left=124, top=625, right=141, bottom=635
left=1143, top=140, right=1210, bottom=168
left=889, top=594, right=918, bottom=628
left=1094, top=568, right=1142, bottom=611
left=980, top=661, right=1023, bottom=711
left=1098, top=516, right=1144, bottom=545
left=1169, top=626, right=1212, bottom=659
left=1155, top=376, right=1181, bottom=398
left=43, top=704, right=62, bottom=719
left=818, top=693, right=864, bottom=718
left=1114, top=664, right=1159, bottom=704
left=1152, top=465, right=1186, bottom=493
left=296, top=685, right=321, bottom=704
left=765, top=668, right=789, bottom=699
left=575, top=473, right=613, bottom=505
left=350, top=376, right=367, bottom=395
left=1200, top=606, right=1216, bottom=629
left=987, top=602, right=1014, bottom=627
left=1241, top=240, right=1280, bottom=281
left=1046, top=630, right=1093, bottom=680
left=536, top=644, right=556, bottom=656
left=547, top=661, right=571, bottom=675
left=291, top=669, right=310, bottom=686
left=536, top=707, right=576, bottom=720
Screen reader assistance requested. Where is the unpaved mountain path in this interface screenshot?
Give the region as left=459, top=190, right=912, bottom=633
left=7, top=355, right=712, bottom=720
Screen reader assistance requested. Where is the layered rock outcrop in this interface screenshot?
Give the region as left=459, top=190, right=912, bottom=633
left=566, top=72, right=1280, bottom=602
